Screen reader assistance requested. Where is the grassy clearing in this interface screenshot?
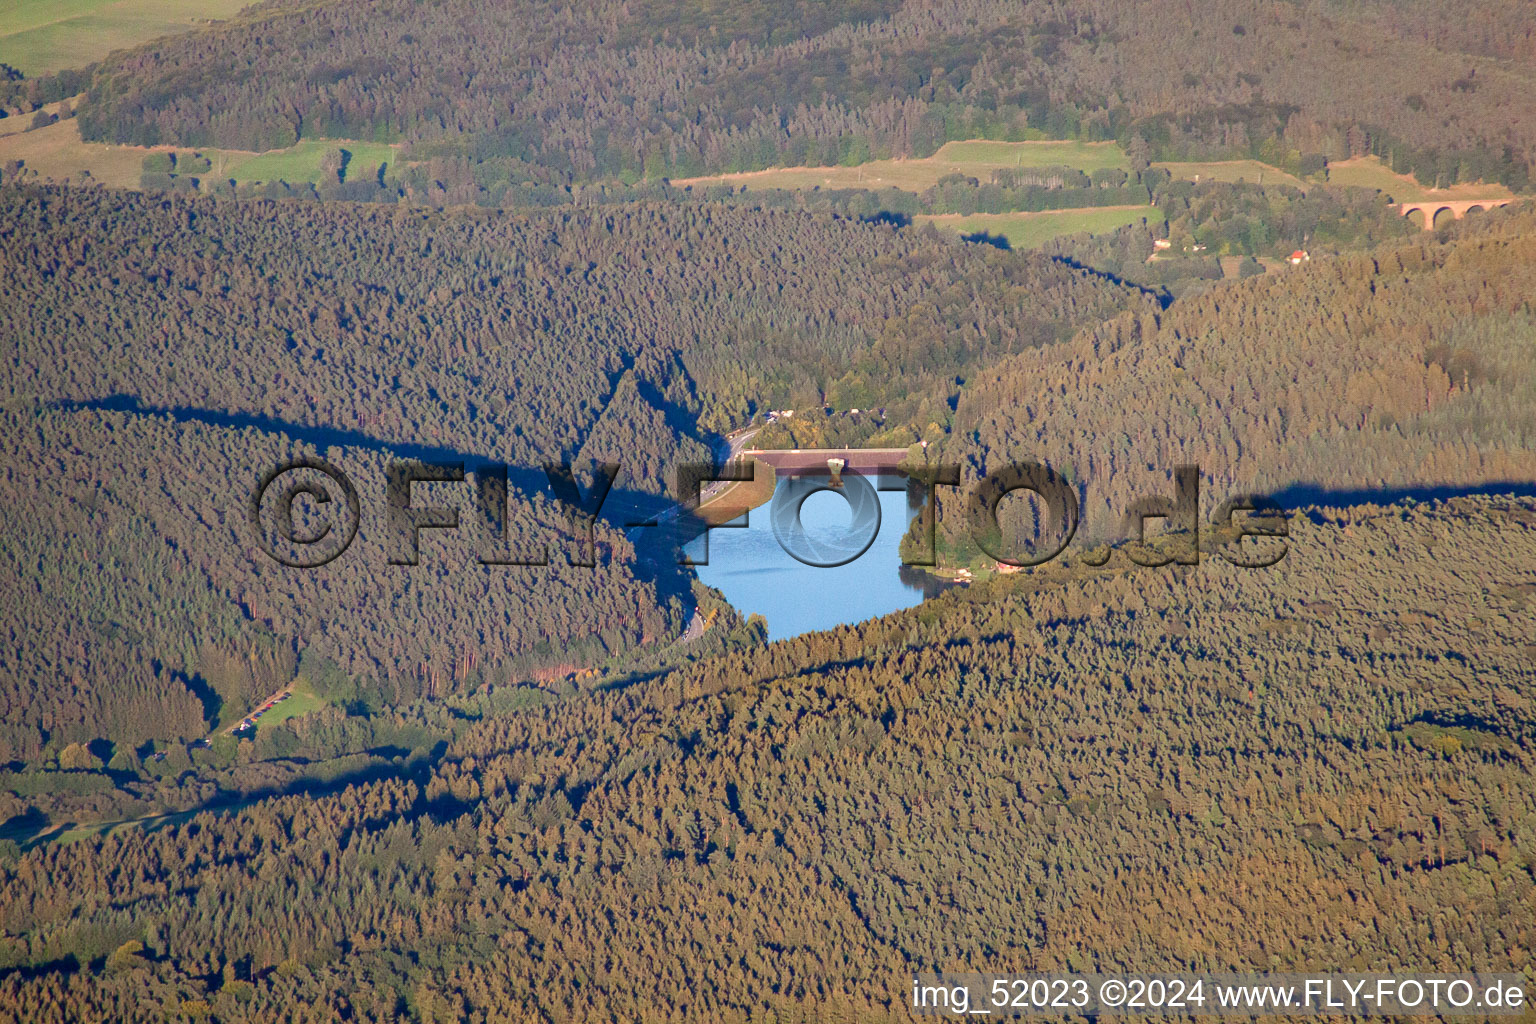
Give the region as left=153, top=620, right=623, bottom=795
left=0, top=0, right=253, bottom=76
left=917, top=205, right=1165, bottom=250
left=224, top=140, right=399, bottom=185
left=673, top=139, right=1129, bottom=193
left=0, top=117, right=150, bottom=186
left=935, top=139, right=1129, bottom=173
left=248, top=680, right=328, bottom=731
left=1324, top=156, right=1514, bottom=201
left=0, top=121, right=397, bottom=189
left=1156, top=159, right=1308, bottom=191
left=0, top=95, right=81, bottom=138
left=30, top=684, right=329, bottom=848
left=48, top=806, right=205, bottom=845
left=225, top=679, right=328, bottom=735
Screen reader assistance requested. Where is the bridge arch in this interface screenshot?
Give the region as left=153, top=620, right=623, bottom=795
left=1398, top=197, right=1519, bottom=230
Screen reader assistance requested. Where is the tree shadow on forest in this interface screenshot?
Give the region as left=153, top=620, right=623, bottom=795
left=961, top=230, right=1010, bottom=249
left=1049, top=253, right=1173, bottom=308
left=8, top=740, right=465, bottom=855
left=0, top=806, right=48, bottom=845
left=1267, top=479, right=1536, bottom=519
left=50, top=395, right=721, bottom=608
left=169, top=667, right=223, bottom=732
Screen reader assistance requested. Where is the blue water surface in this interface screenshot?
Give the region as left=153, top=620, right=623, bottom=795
left=686, top=474, right=933, bottom=641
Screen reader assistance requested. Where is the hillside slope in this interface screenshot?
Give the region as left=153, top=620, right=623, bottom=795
left=0, top=495, right=1531, bottom=1020
left=57, top=0, right=1536, bottom=189
left=919, top=208, right=1536, bottom=561
left=0, top=183, right=1141, bottom=761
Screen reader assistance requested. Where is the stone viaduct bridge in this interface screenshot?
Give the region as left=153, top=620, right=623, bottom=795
left=1398, top=198, right=1519, bottom=230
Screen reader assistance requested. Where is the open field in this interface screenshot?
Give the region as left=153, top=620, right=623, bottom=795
left=0, top=0, right=253, bottom=76
left=916, top=205, right=1166, bottom=250
left=0, top=119, right=399, bottom=188
left=0, top=95, right=81, bottom=138
left=223, top=140, right=399, bottom=184
left=673, top=139, right=1129, bottom=192
left=930, top=139, right=1129, bottom=174
left=42, top=806, right=205, bottom=846
left=1156, top=159, right=1308, bottom=191
left=0, top=117, right=153, bottom=187
left=243, top=681, right=328, bottom=732
left=223, top=680, right=329, bottom=736
left=1325, top=156, right=1515, bottom=201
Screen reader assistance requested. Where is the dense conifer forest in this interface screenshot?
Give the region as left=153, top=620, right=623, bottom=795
left=42, top=0, right=1536, bottom=193
left=760, top=205, right=1536, bottom=558
left=0, top=495, right=1532, bottom=1022
left=2, top=186, right=1532, bottom=1023
left=0, top=183, right=1136, bottom=764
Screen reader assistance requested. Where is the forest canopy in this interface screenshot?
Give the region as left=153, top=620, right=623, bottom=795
left=38, top=0, right=1536, bottom=193
left=0, top=182, right=1137, bottom=764
left=0, top=0, right=1534, bottom=1019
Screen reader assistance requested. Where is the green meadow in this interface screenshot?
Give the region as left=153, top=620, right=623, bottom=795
left=917, top=205, right=1166, bottom=250
left=1156, top=159, right=1308, bottom=191
left=221, top=140, right=399, bottom=185
left=674, top=139, right=1129, bottom=192
left=1324, top=156, right=1514, bottom=202
left=0, top=0, right=252, bottom=76
left=240, top=681, right=328, bottom=733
